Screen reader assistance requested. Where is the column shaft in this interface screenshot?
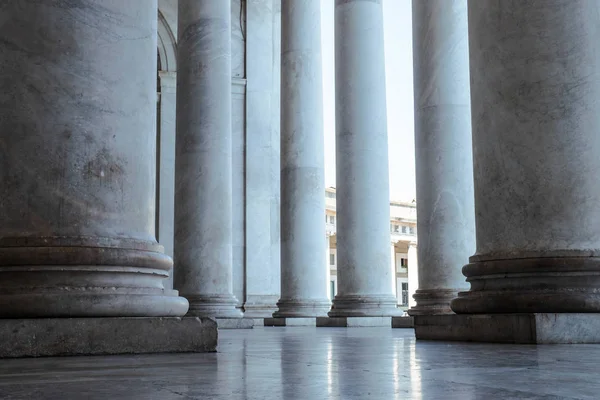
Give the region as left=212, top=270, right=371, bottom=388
left=275, top=0, right=330, bottom=317
left=330, top=0, right=399, bottom=317
left=0, top=0, right=187, bottom=317
left=157, top=71, right=177, bottom=290
left=409, top=0, right=475, bottom=316
left=174, top=0, right=241, bottom=318
left=243, top=0, right=280, bottom=318
left=452, top=0, right=600, bottom=313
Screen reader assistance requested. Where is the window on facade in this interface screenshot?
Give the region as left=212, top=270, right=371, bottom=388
left=401, top=258, right=408, bottom=267
left=401, top=282, right=409, bottom=306
left=330, top=281, right=336, bottom=299
left=401, top=226, right=408, bottom=234
left=394, top=225, right=399, bottom=233
left=326, top=192, right=336, bottom=199
left=330, top=253, right=335, bottom=265
left=409, top=226, right=415, bottom=235
left=330, top=215, right=336, bottom=224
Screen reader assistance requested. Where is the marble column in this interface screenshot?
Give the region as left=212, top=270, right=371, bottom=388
left=408, top=0, right=475, bottom=316
left=330, top=0, right=399, bottom=317
left=274, top=0, right=330, bottom=318
left=157, top=71, right=177, bottom=290
left=174, top=0, right=241, bottom=318
left=0, top=0, right=188, bottom=317
left=243, top=0, right=280, bottom=318
left=452, top=1, right=600, bottom=313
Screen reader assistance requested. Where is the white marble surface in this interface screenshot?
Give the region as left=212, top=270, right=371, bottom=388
left=0, top=0, right=187, bottom=317
left=157, top=72, right=177, bottom=290
left=5, top=328, right=599, bottom=399
left=452, top=1, right=600, bottom=314
left=330, top=0, right=399, bottom=317
left=174, top=0, right=241, bottom=318
left=276, top=0, right=330, bottom=318
left=243, top=0, right=280, bottom=317
left=231, top=79, right=247, bottom=311
left=409, top=0, right=474, bottom=315
left=468, top=0, right=600, bottom=261
left=270, top=0, right=283, bottom=316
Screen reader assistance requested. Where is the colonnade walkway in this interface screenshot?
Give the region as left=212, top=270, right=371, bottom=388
left=0, top=328, right=596, bottom=399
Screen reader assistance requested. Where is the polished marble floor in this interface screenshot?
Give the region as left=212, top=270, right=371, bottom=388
left=0, top=327, right=597, bottom=399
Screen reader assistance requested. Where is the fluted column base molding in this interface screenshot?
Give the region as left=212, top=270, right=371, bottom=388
left=328, top=294, right=402, bottom=317
left=408, top=289, right=461, bottom=316
left=0, top=317, right=217, bottom=357
left=451, top=256, right=600, bottom=314
left=272, top=299, right=331, bottom=318
left=0, top=236, right=188, bottom=318
left=185, top=294, right=243, bottom=318
left=414, top=313, right=600, bottom=344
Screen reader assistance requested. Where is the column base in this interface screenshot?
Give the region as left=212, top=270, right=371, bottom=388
left=451, top=256, right=600, bottom=313
left=243, top=295, right=279, bottom=318
left=317, top=316, right=391, bottom=327
left=408, top=289, right=461, bottom=316
left=272, top=299, right=331, bottom=318
left=391, top=316, right=414, bottom=328
left=328, top=294, right=402, bottom=317
left=186, top=294, right=243, bottom=318
left=0, top=236, right=189, bottom=317
left=0, top=317, right=217, bottom=358
left=414, top=313, right=600, bottom=344
left=215, top=318, right=254, bottom=329
left=264, top=317, right=317, bottom=326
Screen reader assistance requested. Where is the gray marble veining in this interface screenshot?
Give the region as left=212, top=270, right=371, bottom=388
left=452, top=0, right=600, bottom=314
left=0, top=328, right=597, bottom=399
left=276, top=0, right=330, bottom=318
left=0, top=0, right=186, bottom=317
left=243, top=0, right=280, bottom=318
left=331, top=0, right=399, bottom=317
left=174, top=0, right=241, bottom=318
left=409, top=0, right=474, bottom=315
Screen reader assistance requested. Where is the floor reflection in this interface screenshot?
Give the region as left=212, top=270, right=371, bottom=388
left=0, top=327, right=598, bottom=399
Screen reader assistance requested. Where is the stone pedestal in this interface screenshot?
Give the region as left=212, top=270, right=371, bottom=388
left=451, top=1, right=600, bottom=315
left=414, top=314, right=600, bottom=344
left=408, top=0, right=474, bottom=316
left=0, top=0, right=187, bottom=318
left=391, top=316, right=415, bottom=329
left=0, top=318, right=217, bottom=358
left=174, top=0, right=241, bottom=318
left=329, top=0, right=400, bottom=317
left=274, top=0, right=330, bottom=318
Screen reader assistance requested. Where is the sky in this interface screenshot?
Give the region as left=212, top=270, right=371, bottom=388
left=320, top=0, right=416, bottom=202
